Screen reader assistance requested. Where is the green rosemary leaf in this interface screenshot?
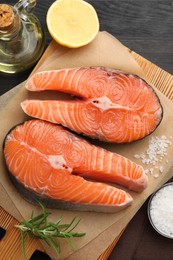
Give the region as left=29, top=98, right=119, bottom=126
left=64, top=234, right=77, bottom=251
left=71, top=232, right=86, bottom=237
left=43, top=237, right=51, bottom=246
left=30, top=210, right=34, bottom=220
left=38, top=201, right=51, bottom=226
left=55, top=217, right=63, bottom=225
left=26, top=230, right=31, bottom=239
left=28, top=212, right=45, bottom=223
left=45, top=237, right=61, bottom=259
left=67, top=217, right=82, bottom=233
left=20, top=230, right=27, bottom=260
left=42, top=224, right=56, bottom=233
left=31, top=212, right=50, bottom=224
left=47, top=222, right=62, bottom=235
left=63, top=216, right=78, bottom=232
left=21, top=220, right=33, bottom=230
left=33, top=213, right=50, bottom=228
left=50, top=237, right=61, bottom=250
left=57, top=231, right=70, bottom=238
left=57, top=223, right=71, bottom=230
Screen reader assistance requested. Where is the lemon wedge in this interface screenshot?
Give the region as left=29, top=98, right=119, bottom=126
left=46, top=0, right=99, bottom=48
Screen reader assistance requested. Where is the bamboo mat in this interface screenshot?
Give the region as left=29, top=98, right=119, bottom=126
left=0, top=50, right=173, bottom=260
left=0, top=206, right=44, bottom=260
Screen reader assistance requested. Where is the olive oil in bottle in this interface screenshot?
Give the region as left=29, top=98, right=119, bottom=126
left=0, top=0, right=45, bottom=74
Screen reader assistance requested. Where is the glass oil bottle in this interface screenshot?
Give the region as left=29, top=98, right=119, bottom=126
left=0, top=0, right=45, bottom=74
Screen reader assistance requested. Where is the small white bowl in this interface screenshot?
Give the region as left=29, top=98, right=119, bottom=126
left=148, top=182, right=173, bottom=239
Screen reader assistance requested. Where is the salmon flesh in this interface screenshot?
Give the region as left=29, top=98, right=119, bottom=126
left=3, top=120, right=148, bottom=213
left=22, top=67, right=163, bottom=143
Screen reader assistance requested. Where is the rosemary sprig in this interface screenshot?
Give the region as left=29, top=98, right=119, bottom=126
left=15, top=202, right=86, bottom=260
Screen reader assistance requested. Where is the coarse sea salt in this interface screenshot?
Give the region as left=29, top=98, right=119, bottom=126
left=148, top=183, right=173, bottom=238
left=134, top=135, right=172, bottom=176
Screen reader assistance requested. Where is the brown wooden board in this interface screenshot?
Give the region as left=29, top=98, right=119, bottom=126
left=0, top=32, right=173, bottom=259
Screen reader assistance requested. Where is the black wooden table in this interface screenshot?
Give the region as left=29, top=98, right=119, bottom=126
left=1, top=1, right=173, bottom=259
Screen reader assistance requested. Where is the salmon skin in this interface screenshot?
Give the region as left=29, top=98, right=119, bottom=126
left=3, top=120, right=147, bottom=213
left=22, top=67, right=163, bottom=143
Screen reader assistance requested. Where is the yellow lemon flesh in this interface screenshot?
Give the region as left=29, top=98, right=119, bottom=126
left=46, top=0, right=99, bottom=48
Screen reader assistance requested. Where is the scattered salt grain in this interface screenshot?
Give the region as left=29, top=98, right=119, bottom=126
left=159, top=166, right=164, bottom=173
left=149, top=168, right=154, bottom=175
left=153, top=174, right=159, bottom=178
left=149, top=184, right=173, bottom=238
left=144, top=169, right=149, bottom=174
left=134, top=154, right=141, bottom=159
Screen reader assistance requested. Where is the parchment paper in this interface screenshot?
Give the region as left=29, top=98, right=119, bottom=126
left=1, top=31, right=173, bottom=259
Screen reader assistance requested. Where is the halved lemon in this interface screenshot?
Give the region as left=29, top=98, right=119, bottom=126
left=46, top=0, right=99, bottom=48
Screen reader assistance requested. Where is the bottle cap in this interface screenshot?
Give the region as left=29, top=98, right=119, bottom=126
left=0, top=4, right=14, bottom=31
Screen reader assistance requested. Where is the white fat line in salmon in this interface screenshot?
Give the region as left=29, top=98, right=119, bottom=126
left=90, top=96, right=160, bottom=114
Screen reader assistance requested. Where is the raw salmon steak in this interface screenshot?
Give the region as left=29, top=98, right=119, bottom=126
left=3, top=120, right=147, bottom=213
left=22, top=67, right=163, bottom=143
